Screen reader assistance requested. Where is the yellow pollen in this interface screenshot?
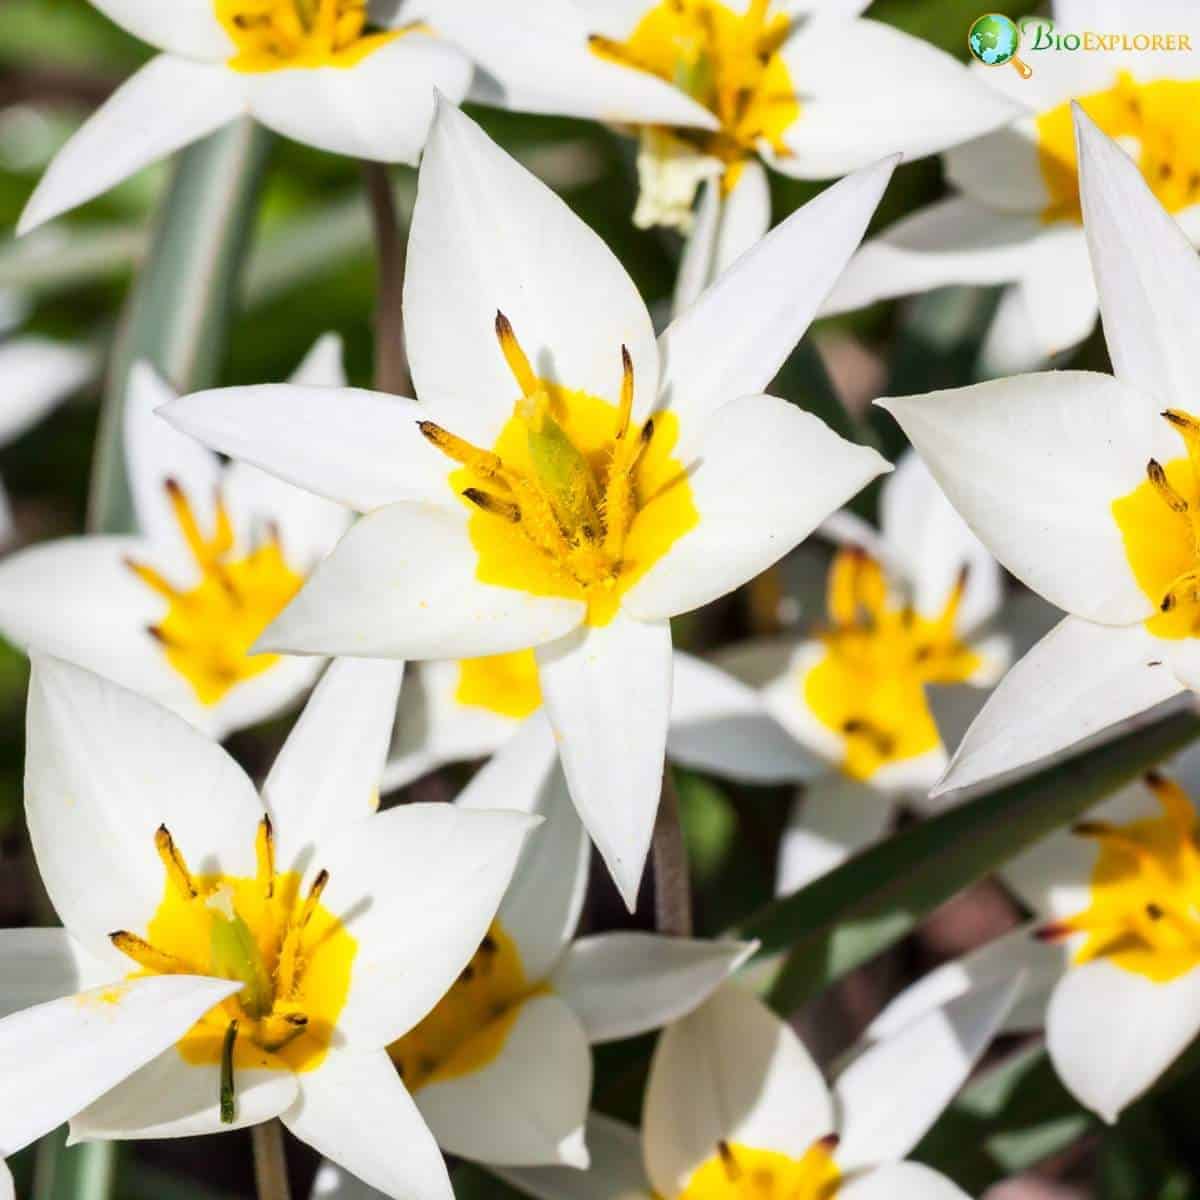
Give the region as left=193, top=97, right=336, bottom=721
left=116, top=819, right=356, bottom=1075
left=420, top=315, right=698, bottom=628
left=388, top=922, right=541, bottom=1092
left=1036, top=71, right=1200, bottom=223
left=1058, top=773, right=1200, bottom=983
left=589, top=0, right=799, bottom=181
left=215, top=0, right=404, bottom=72
left=1113, top=408, right=1200, bottom=640
left=804, top=549, right=981, bottom=781
left=127, top=481, right=303, bottom=707
left=681, top=1139, right=841, bottom=1200
left=454, top=650, right=543, bottom=719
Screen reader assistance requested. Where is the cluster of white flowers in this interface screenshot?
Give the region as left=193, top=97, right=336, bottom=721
left=2, top=1, right=1200, bottom=1198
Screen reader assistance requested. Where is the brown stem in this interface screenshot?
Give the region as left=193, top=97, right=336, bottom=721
left=251, top=1120, right=292, bottom=1200
left=361, top=160, right=412, bottom=396
left=652, top=766, right=693, bottom=937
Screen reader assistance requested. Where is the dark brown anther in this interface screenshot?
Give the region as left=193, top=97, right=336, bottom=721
left=463, top=488, right=521, bottom=523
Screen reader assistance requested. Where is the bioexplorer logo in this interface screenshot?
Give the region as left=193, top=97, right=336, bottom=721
left=968, top=12, right=1193, bottom=80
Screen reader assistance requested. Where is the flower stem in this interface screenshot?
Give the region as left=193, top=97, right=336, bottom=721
left=652, top=766, right=693, bottom=937
left=362, top=160, right=412, bottom=396
left=251, top=1120, right=292, bottom=1200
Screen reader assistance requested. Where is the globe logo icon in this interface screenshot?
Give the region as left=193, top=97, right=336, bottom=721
left=968, top=13, right=1033, bottom=78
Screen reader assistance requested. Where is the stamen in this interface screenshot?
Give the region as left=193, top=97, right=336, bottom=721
left=1148, top=458, right=1189, bottom=512
left=277, top=869, right=330, bottom=999
left=155, top=825, right=197, bottom=899
left=463, top=488, right=521, bottom=523
left=110, top=930, right=196, bottom=975
left=256, top=815, right=275, bottom=899
left=1145, top=770, right=1197, bottom=837
left=616, top=345, right=634, bottom=441
left=842, top=717, right=896, bottom=758
left=717, top=1140, right=741, bottom=1182
left=495, top=311, right=539, bottom=398
left=814, top=1132, right=840, bottom=1153
left=1034, top=920, right=1077, bottom=942
left=299, top=869, right=329, bottom=930
left=261, top=1010, right=310, bottom=1051
left=165, top=480, right=213, bottom=568
left=125, top=558, right=180, bottom=602
left=220, top=1020, right=239, bottom=1125
left=417, top=421, right=506, bottom=480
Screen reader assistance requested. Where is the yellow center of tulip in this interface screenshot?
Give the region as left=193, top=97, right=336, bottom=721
left=387, top=921, right=539, bottom=1091
left=110, top=821, right=355, bottom=1106
left=1036, top=71, right=1200, bottom=223
left=455, top=650, right=543, bottom=719
left=804, top=548, right=981, bottom=781
left=420, top=313, right=698, bottom=628
left=1047, top=773, right=1200, bottom=983
left=590, top=0, right=799, bottom=182
left=216, top=0, right=402, bottom=72
left=1113, top=409, right=1200, bottom=640
left=126, top=481, right=303, bottom=706
left=681, top=1140, right=841, bottom=1200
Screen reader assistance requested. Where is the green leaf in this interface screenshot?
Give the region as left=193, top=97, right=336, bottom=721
left=88, top=118, right=272, bottom=535
left=732, top=706, right=1200, bottom=1012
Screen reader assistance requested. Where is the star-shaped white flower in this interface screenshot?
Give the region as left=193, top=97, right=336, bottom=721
left=419, top=0, right=1020, bottom=310
left=876, top=108, right=1200, bottom=797
left=0, top=338, right=352, bottom=739
left=0, top=653, right=538, bottom=1198
left=825, top=0, right=1200, bottom=373
left=18, top=0, right=473, bottom=235
left=161, top=100, right=893, bottom=909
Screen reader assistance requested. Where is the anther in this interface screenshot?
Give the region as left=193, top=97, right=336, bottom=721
left=814, top=1132, right=841, bottom=1153
left=1034, top=920, right=1075, bottom=943
left=495, top=311, right=539, bottom=397
left=463, top=488, right=521, bottom=523
left=842, top=718, right=895, bottom=758
left=299, top=869, right=329, bottom=930
left=110, top=931, right=193, bottom=975
left=220, top=1020, right=239, bottom=1125
left=417, top=421, right=506, bottom=479
left=717, top=1140, right=741, bottom=1181
left=1147, top=902, right=1165, bottom=921
left=256, top=815, right=275, bottom=899
left=616, top=344, right=634, bottom=440
left=1147, top=458, right=1189, bottom=511
left=155, top=825, right=197, bottom=899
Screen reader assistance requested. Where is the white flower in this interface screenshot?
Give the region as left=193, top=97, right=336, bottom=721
left=876, top=109, right=1200, bottom=797
left=487, top=978, right=1018, bottom=1200
left=0, top=1160, right=11, bottom=1200
left=420, top=0, right=1019, bottom=310
left=160, top=100, right=892, bottom=909
left=17, top=0, right=473, bottom=235
left=0, top=653, right=538, bottom=1198
left=0, top=338, right=352, bottom=739
left=825, top=0, right=1200, bottom=373
left=717, top=451, right=1010, bottom=892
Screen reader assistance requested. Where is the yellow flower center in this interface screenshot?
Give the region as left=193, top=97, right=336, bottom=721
left=110, top=821, right=355, bottom=1102
left=420, top=313, right=698, bottom=628
left=1113, top=409, right=1200, bottom=640
left=1046, top=773, right=1200, bottom=983
left=589, top=0, right=799, bottom=179
left=387, top=921, right=539, bottom=1092
left=681, top=1140, right=840, bottom=1200
left=215, top=0, right=402, bottom=72
left=1036, top=71, right=1200, bottom=223
left=126, top=481, right=303, bottom=707
left=804, top=548, right=981, bottom=781
left=455, top=650, right=543, bottom=719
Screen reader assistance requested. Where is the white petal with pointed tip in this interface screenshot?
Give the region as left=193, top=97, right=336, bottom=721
left=19, top=56, right=246, bottom=235
left=0, top=974, right=238, bottom=1155
left=944, top=121, right=1046, bottom=215
left=536, top=614, right=672, bottom=912
left=416, top=994, right=591, bottom=1168
left=644, top=983, right=833, bottom=1197
left=87, top=0, right=233, bottom=59
left=837, top=1162, right=970, bottom=1200
left=258, top=501, right=585, bottom=660
left=936, top=617, right=1183, bottom=797
left=0, top=929, right=112, bottom=1020
left=0, top=337, right=95, bottom=446
left=0, top=1160, right=11, bottom=1200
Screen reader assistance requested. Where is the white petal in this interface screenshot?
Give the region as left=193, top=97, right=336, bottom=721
left=288, top=333, right=347, bottom=388
left=160, top=385, right=450, bottom=513
left=284, top=1049, right=451, bottom=1200
left=416, top=994, right=591, bottom=1168
left=658, top=157, right=895, bottom=450
left=456, top=713, right=588, bottom=981
left=319, top=803, right=539, bottom=1049
left=406, top=100, right=659, bottom=445
left=833, top=976, right=1019, bottom=1172
left=625, top=396, right=889, bottom=621
left=87, top=0, right=232, bottom=58
left=24, top=656, right=263, bottom=967
left=71, top=1048, right=298, bottom=1140
left=264, top=658, right=404, bottom=876
left=551, top=933, right=753, bottom=1043
left=838, top=1163, right=970, bottom=1200
left=0, top=1160, right=10, bottom=1200
left=1046, top=960, right=1200, bottom=1123
left=877, top=371, right=1160, bottom=626
left=0, top=929, right=112, bottom=1019
left=1076, top=107, right=1200, bottom=409
left=775, top=776, right=895, bottom=894
left=249, top=34, right=470, bottom=163
left=492, top=1113, right=651, bottom=1200
left=936, top=617, right=1183, bottom=797
left=774, top=19, right=1021, bottom=177
left=0, top=337, right=95, bottom=445
left=205, top=653, right=325, bottom=743
left=18, top=56, right=245, bottom=235
left=310, top=1161, right=382, bottom=1200
left=643, top=983, right=832, bottom=1197
left=944, top=121, right=1047, bottom=215
left=668, top=651, right=817, bottom=784
left=0, top=975, right=238, bottom=1155
left=536, top=614, right=672, bottom=912
left=672, top=161, right=771, bottom=318
left=257, top=502, right=585, bottom=660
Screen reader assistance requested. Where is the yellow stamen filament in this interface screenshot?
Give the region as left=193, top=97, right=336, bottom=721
left=277, top=870, right=329, bottom=1000
left=495, top=312, right=539, bottom=400
left=256, top=816, right=275, bottom=899
left=110, top=930, right=199, bottom=975
left=156, top=824, right=197, bottom=899
left=717, top=1141, right=742, bottom=1181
